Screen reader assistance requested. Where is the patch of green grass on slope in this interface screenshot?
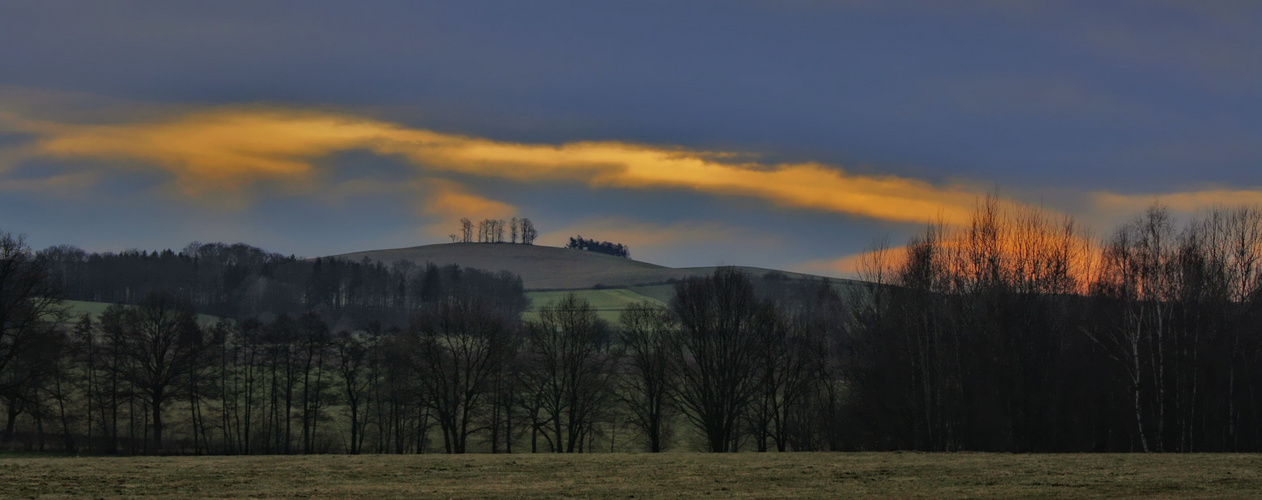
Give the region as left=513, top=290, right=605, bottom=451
left=525, top=288, right=668, bottom=324
left=61, top=299, right=220, bottom=326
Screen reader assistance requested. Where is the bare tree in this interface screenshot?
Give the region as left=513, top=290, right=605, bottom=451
left=0, top=232, right=67, bottom=443
left=521, top=293, right=617, bottom=452
left=117, top=291, right=204, bottom=451
left=406, top=298, right=512, bottom=453
left=511, top=217, right=520, bottom=244
left=520, top=219, right=537, bottom=245
left=670, top=267, right=771, bottom=452
left=460, top=218, right=473, bottom=243
left=334, top=330, right=372, bottom=454
left=748, top=314, right=818, bottom=452
left=1086, top=205, right=1176, bottom=453
left=297, top=312, right=331, bottom=454
left=617, top=302, right=678, bottom=452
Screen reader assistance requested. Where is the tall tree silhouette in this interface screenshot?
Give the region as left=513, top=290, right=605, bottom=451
left=116, top=292, right=204, bottom=451
left=670, top=268, right=772, bottom=452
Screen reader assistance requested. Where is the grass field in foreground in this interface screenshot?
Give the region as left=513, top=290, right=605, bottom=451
left=1, top=453, right=1259, bottom=499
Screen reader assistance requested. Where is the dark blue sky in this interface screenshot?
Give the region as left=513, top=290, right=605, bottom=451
left=2, top=1, right=1259, bottom=275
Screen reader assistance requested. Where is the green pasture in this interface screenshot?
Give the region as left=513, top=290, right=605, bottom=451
left=61, top=299, right=221, bottom=326
left=524, top=287, right=669, bottom=324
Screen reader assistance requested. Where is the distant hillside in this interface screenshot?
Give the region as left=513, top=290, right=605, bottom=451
left=331, top=243, right=857, bottom=291
left=335, top=243, right=677, bottom=289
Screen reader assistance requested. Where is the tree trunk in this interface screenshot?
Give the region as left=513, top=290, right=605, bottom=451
left=3, top=403, right=18, bottom=443
left=152, top=395, right=165, bottom=452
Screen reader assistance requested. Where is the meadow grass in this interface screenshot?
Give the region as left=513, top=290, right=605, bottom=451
left=61, top=300, right=220, bottom=326
left=1, top=452, right=1258, bottom=499
left=525, top=288, right=666, bottom=324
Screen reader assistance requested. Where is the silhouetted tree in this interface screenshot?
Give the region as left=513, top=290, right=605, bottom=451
left=565, top=236, right=629, bottom=258
left=522, top=294, right=617, bottom=452
left=670, top=268, right=771, bottom=452
left=334, top=329, right=372, bottom=454
left=460, top=218, right=473, bottom=243
left=116, top=291, right=204, bottom=452
left=406, top=298, right=512, bottom=453
left=0, top=232, right=69, bottom=445
left=520, top=219, right=537, bottom=245
left=617, top=302, right=677, bottom=452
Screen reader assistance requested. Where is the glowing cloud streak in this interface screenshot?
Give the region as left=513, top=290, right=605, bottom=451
left=9, top=106, right=985, bottom=224
left=1094, top=189, right=1262, bottom=213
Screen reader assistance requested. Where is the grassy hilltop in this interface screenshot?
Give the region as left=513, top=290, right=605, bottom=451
left=335, top=242, right=682, bottom=290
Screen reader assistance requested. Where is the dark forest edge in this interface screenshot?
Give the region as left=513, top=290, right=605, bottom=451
left=1, top=195, right=1261, bottom=454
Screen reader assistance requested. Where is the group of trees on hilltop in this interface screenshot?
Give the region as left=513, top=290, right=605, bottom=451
left=5, top=195, right=1262, bottom=454
left=454, top=217, right=537, bottom=245
left=565, top=236, right=630, bottom=259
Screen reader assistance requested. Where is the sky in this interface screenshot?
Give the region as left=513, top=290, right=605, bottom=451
left=1, top=1, right=1260, bottom=277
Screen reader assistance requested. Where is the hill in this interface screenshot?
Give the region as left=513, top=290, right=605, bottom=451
left=337, top=243, right=680, bottom=290
left=332, top=243, right=860, bottom=322
left=333, top=243, right=856, bottom=290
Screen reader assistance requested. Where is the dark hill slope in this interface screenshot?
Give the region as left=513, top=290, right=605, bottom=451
left=333, top=243, right=859, bottom=291
left=334, top=243, right=688, bottom=290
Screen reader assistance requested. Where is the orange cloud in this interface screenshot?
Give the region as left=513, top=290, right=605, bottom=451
left=417, top=179, right=517, bottom=238
left=422, top=179, right=516, bottom=221
left=5, top=105, right=986, bottom=224
left=1094, top=188, right=1262, bottom=213
left=29, top=108, right=383, bottom=194
left=798, top=246, right=903, bottom=280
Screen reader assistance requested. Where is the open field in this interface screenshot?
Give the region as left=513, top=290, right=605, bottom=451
left=1, top=453, right=1259, bottom=499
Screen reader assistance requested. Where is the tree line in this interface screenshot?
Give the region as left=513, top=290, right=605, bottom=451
left=847, top=197, right=1262, bottom=452
left=36, top=241, right=533, bottom=330
left=3, top=196, right=1262, bottom=454
left=565, top=236, right=630, bottom=259
left=3, top=232, right=844, bottom=454
left=454, top=217, right=537, bottom=245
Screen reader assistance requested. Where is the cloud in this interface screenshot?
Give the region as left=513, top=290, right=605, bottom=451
left=797, top=250, right=887, bottom=279
left=421, top=178, right=516, bottom=223
left=3, top=104, right=987, bottom=225
left=320, top=176, right=517, bottom=239
left=26, top=107, right=369, bottom=194
left=0, top=171, right=98, bottom=195
left=1093, top=188, right=1262, bottom=213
